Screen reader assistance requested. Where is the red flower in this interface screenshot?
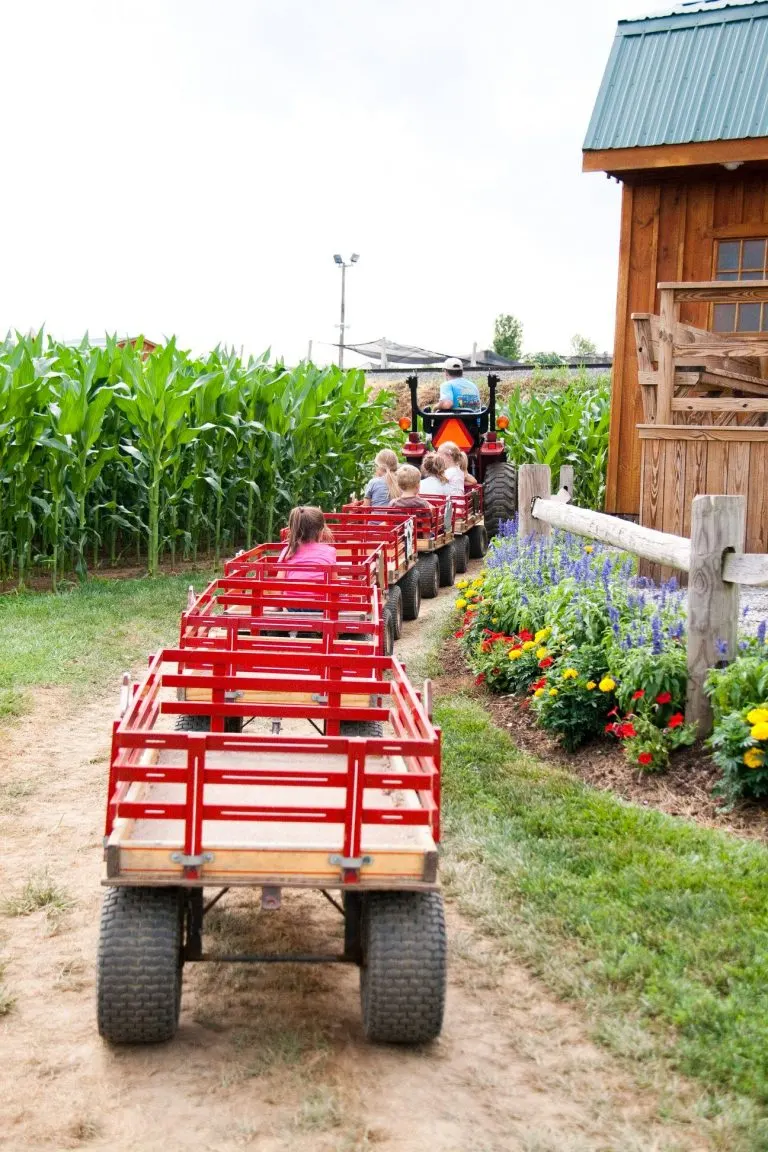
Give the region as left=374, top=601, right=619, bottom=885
left=638, top=752, right=653, bottom=766
left=474, top=674, right=485, bottom=686
left=481, top=640, right=492, bottom=653
left=618, top=722, right=637, bottom=739
left=518, top=630, right=533, bottom=642
left=454, top=630, right=465, bottom=639
left=531, top=677, right=547, bottom=692
left=605, top=722, right=618, bottom=735
left=655, top=692, right=672, bottom=705
left=539, top=656, right=554, bottom=669
left=631, top=689, right=645, bottom=701
left=667, top=712, right=684, bottom=729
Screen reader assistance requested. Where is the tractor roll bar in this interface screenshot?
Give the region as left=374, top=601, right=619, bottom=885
left=407, top=373, right=500, bottom=426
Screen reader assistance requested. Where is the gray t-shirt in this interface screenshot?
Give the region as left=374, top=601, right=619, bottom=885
left=364, top=476, right=392, bottom=506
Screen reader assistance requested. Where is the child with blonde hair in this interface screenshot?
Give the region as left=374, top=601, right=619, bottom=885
left=363, top=449, right=400, bottom=506
left=419, top=452, right=451, bottom=496
left=458, top=450, right=480, bottom=489
left=436, top=441, right=464, bottom=495
left=390, top=465, right=432, bottom=510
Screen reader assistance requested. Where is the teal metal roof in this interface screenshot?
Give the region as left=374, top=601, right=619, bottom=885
left=584, top=0, right=768, bottom=151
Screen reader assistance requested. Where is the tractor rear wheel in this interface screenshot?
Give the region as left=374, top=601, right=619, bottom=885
left=454, top=534, right=469, bottom=574
left=398, top=567, right=421, bottom=621
left=482, top=461, right=517, bottom=540
left=417, top=554, right=440, bottom=599
left=468, top=524, right=488, bottom=560
left=360, top=891, right=447, bottom=1044
left=97, top=886, right=184, bottom=1044
left=387, top=584, right=404, bottom=640
left=437, top=542, right=456, bottom=587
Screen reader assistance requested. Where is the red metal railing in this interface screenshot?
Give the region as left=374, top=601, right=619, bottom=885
left=105, top=649, right=441, bottom=873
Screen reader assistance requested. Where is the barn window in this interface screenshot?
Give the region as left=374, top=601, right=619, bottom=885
left=713, top=239, right=768, bottom=332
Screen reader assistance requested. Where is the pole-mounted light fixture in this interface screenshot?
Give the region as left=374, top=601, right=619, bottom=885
left=333, top=253, right=360, bottom=369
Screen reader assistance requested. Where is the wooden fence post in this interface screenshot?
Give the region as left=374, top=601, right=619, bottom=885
left=686, top=494, right=745, bottom=736
left=558, top=464, right=574, bottom=500
left=518, top=464, right=551, bottom=539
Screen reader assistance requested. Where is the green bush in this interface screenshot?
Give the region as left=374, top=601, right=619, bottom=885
left=706, top=644, right=768, bottom=800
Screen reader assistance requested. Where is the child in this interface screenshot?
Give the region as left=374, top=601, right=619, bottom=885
left=419, top=452, right=451, bottom=496
left=458, top=450, right=480, bottom=489
left=363, top=449, right=400, bottom=506
left=277, top=506, right=336, bottom=581
left=436, top=442, right=465, bottom=495
left=390, top=465, right=432, bottom=510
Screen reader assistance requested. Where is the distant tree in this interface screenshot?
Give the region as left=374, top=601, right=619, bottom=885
left=570, top=333, right=598, bottom=358
left=524, top=351, right=566, bottom=368
left=493, top=314, right=523, bottom=361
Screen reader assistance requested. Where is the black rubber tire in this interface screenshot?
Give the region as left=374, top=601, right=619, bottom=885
left=482, top=461, right=518, bottom=540
left=97, top=886, right=184, bottom=1044
left=467, top=524, right=488, bottom=560
left=339, top=720, right=385, bottom=737
left=454, top=534, right=469, bottom=574
left=387, top=584, right=404, bottom=640
left=417, top=554, right=440, bottom=599
left=383, top=607, right=396, bottom=656
left=398, top=567, right=421, bottom=621
left=437, top=542, right=456, bottom=587
left=360, top=891, right=447, bottom=1044
left=174, top=714, right=242, bottom=734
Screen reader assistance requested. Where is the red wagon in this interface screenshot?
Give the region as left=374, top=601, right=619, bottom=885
left=342, top=502, right=458, bottom=600
left=97, top=646, right=446, bottom=1046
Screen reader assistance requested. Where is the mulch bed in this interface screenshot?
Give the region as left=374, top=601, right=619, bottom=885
left=437, top=636, right=768, bottom=842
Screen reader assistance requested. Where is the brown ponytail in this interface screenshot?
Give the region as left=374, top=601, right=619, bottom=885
left=284, top=506, right=333, bottom=557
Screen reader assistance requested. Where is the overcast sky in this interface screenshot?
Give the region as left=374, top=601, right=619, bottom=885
left=0, top=0, right=649, bottom=364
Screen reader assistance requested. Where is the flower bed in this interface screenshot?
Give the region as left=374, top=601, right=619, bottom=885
left=455, top=520, right=768, bottom=796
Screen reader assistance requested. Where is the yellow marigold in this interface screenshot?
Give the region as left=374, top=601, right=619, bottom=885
left=584, top=545, right=594, bottom=554
left=472, top=578, right=483, bottom=588
left=562, top=668, right=578, bottom=679
left=508, top=648, right=522, bottom=660
left=746, top=707, right=768, bottom=726
left=533, top=688, right=545, bottom=698
left=455, top=578, right=469, bottom=589
left=536, top=647, right=548, bottom=660
left=744, top=748, right=765, bottom=769
left=534, top=628, right=550, bottom=642
left=492, top=618, right=499, bottom=624
left=586, top=681, right=597, bottom=691
left=455, top=599, right=467, bottom=610
left=549, top=688, right=558, bottom=697
left=599, top=676, right=616, bottom=693
left=522, top=640, right=535, bottom=651
left=750, top=721, right=768, bottom=742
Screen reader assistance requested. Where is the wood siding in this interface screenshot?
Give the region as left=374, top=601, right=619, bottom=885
left=606, top=169, right=768, bottom=515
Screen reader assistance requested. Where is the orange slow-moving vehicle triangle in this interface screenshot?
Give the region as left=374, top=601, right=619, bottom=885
left=431, top=417, right=474, bottom=452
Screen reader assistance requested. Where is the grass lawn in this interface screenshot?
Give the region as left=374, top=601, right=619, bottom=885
left=0, top=572, right=215, bottom=718
left=437, top=694, right=768, bottom=1149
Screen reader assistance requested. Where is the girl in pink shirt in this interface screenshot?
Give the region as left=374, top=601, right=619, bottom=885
left=278, top=506, right=336, bottom=580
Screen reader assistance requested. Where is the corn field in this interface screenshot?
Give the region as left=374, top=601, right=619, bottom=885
left=500, top=380, right=611, bottom=509
left=0, top=332, right=394, bottom=585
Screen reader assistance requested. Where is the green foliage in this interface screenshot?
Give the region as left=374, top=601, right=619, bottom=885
left=0, top=331, right=394, bottom=582
left=611, top=645, right=688, bottom=713
left=706, top=647, right=768, bottom=800
left=438, top=694, right=768, bottom=1137
left=523, top=351, right=566, bottom=367
left=499, top=381, right=610, bottom=509
left=492, top=313, right=523, bottom=360
left=531, top=663, right=610, bottom=752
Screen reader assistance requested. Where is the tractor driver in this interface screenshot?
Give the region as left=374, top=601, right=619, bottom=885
left=437, top=358, right=481, bottom=412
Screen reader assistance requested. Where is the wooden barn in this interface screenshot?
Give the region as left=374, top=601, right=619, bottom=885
left=584, top=0, right=768, bottom=556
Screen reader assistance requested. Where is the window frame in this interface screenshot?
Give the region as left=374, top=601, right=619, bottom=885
left=711, top=237, right=768, bottom=334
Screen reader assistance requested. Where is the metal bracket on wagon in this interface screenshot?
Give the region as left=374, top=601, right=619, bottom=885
left=171, top=851, right=214, bottom=871
left=328, top=853, right=373, bottom=878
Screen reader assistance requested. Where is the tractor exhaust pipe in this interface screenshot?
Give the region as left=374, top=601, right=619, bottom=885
left=407, top=374, right=419, bottom=429
left=487, top=374, right=499, bottom=429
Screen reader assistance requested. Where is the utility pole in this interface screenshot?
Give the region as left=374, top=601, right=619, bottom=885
left=333, top=253, right=359, bottom=370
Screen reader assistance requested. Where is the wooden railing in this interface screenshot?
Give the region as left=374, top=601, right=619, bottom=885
left=517, top=463, right=768, bottom=735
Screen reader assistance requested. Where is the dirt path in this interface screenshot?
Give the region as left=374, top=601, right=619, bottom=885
left=0, top=583, right=713, bottom=1152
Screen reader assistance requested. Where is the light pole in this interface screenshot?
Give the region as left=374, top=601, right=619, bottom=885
left=333, top=252, right=359, bottom=368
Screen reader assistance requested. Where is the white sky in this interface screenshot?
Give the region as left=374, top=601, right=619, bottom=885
left=0, top=0, right=650, bottom=365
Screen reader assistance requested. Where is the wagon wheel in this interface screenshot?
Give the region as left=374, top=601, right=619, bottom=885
left=467, top=524, right=488, bottom=560
left=398, top=567, right=421, bottom=621
left=436, top=542, right=456, bottom=587
left=360, top=891, right=447, bottom=1044
left=97, top=886, right=184, bottom=1044
left=417, top=554, right=440, bottom=599
left=174, top=714, right=242, bottom=734
left=453, top=534, right=470, bottom=574
left=387, top=584, right=404, bottom=639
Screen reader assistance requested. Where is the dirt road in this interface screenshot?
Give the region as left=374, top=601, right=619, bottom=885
left=0, top=582, right=711, bottom=1152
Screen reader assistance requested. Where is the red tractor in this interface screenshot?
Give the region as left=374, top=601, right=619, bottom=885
left=400, top=373, right=517, bottom=539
